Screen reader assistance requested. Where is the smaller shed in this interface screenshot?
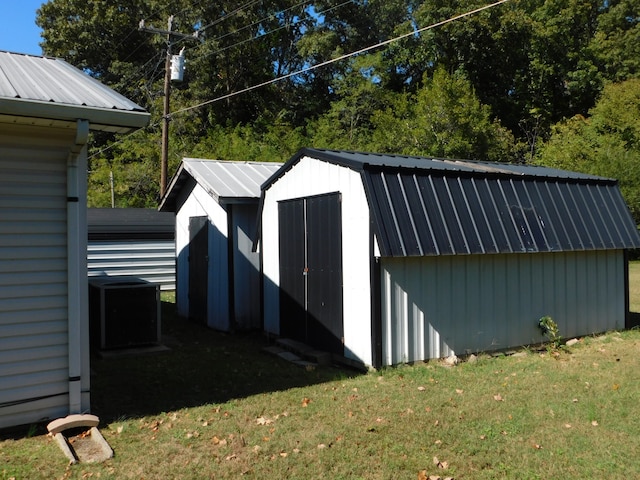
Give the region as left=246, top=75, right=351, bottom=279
left=258, top=148, right=640, bottom=368
left=88, top=208, right=176, bottom=290
left=159, top=158, right=282, bottom=331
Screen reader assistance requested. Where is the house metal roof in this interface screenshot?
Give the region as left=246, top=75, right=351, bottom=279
left=159, top=158, right=283, bottom=212
left=263, top=148, right=640, bottom=256
left=0, top=51, right=149, bottom=132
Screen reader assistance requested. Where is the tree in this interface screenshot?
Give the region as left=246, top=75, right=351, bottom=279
left=536, top=79, right=640, bottom=221
left=368, top=68, right=517, bottom=161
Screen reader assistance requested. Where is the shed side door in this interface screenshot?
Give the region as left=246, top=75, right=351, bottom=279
left=188, top=216, right=208, bottom=324
left=278, top=199, right=307, bottom=342
left=306, top=193, right=344, bottom=354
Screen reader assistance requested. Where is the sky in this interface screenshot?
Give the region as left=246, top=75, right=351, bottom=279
left=0, top=1, right=45, bottom=55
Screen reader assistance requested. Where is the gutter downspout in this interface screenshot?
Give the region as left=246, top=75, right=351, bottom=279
left=67, top=119, right=90, bottom=414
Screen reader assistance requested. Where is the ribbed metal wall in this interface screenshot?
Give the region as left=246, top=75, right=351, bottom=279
left=381, top=250, right=624, bottom=365
left=87, top=240, right=176, bottom=290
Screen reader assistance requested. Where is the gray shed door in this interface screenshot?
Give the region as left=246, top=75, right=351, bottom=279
left=188, top=216, right=208, bottom=324
left=278, top=193, right=343, bottom=354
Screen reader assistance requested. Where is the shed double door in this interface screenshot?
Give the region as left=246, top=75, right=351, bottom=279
left=278, top=193, right=344, bottom=354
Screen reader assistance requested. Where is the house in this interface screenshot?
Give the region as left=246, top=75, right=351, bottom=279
left=258, top=148, right=640, bottom=368
left=88, top=208, right=176, bottom=290
left=0, top=51, right=149, bottom=429
left=159, top=158, right=282, bottom=331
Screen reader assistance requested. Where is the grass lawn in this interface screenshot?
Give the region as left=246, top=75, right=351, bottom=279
left=2, top=281, right=640, bottom=479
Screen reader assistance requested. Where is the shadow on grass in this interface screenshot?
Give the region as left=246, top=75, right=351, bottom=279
left=90, top=301, right=358, bottom=424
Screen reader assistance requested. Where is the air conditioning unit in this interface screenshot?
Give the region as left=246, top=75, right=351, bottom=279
left=89, top=277, right=161, bottom=350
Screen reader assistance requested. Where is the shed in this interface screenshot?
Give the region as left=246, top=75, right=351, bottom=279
left=159, top=158, right=282, bottom=331
left=88, top=208, right=176, bottom=290
left=0, top=51, right=149, bottom=430
left=258, top=148, right=640, bottom=368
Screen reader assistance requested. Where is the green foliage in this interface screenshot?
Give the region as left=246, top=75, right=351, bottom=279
left=536, top=78, right=640, bottom=222
left=35, top=0, right=640, bottom=207
left=538, top=315, right=562, bottom=348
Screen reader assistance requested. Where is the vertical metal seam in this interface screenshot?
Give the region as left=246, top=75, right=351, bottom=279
left=470, top=177, right=498, bottom=253
left=458, top=177, right=485, bottom=254
left=428, top=176, right=455, bottom=255
left=443, top=177, right=470, bottom=254
left=412, top=175, right=440, bottom=256
left=397, top=173, right=423, bottom=256
left=380, top=173, right=406, bottom=256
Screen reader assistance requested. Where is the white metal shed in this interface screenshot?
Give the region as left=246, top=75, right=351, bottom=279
left=258, top=148, right=640, bottom=368
left=0, top=51, right=149, bottom=430
left=159, top=158, right=282, bottom=331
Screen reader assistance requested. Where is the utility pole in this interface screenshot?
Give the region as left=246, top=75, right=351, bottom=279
left=139, top=17, right=200, bottom=198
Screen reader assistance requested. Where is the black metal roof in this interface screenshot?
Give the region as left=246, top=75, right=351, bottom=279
left=264, top=149, right=640, bottom=256
left=88, top=208, right=174, bottom=241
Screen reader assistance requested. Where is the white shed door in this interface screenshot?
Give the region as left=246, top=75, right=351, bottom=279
left=0, top=125, right=73, bottom=429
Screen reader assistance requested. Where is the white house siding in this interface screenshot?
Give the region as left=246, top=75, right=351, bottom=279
left=262, top=156, right=374, bottom=365
left=0, top=125, right=75, bottom=428
left=381, top=249, right=624, bottom=365
left=87, top=240, right=176, bottom=290
left=175, top=182, right=230, bottom=329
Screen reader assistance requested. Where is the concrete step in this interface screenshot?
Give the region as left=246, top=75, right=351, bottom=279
left=275, top=338, right=333, bottom=366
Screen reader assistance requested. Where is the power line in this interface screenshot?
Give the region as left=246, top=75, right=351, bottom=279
left=89, top=0, right=512, bottom=160
left=171, top=0, right=512, bottom=117
left=187, top=0, right=354, bottom=62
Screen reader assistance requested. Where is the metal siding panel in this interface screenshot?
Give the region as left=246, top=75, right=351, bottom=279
left=380, top=250, right=624, bottom=365
left=87, top=240, right=176, bottom=290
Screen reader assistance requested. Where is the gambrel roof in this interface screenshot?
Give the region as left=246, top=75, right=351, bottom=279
left=262, top=148, right=640, bottom=257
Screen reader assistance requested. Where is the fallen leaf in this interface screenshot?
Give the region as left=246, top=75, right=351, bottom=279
left=572, top=398, right=579, bottom=403
left=317, top=443, right=327, bottom=449
left=479, top=435, right=486, bottom=440
left=533, top=444, right=542, bottom=449
left=493, top=394, right=504, bottom=402
left=256, top=416, right=272, bottom=425
left=433, top=456, right=449, bottom=469
left=591, top=420, right=599, bottom=426
left=417, top=470, right=428, bottom=480
left=612, top=384, right=620, bottom=390
left=225, top=454, right=237, bottom=461
left=418, top=386, right=426, bottom=391
left=564, top=423, right=572, bottom=428
left=116, top=426, right=123, bottom=434
left=434, top=439, right=442, bottom=445
left=279, top=451, right=288, bottom=457
left=302, top=397, right=311, bottom=407
left=455, top=389, right=464, bottom=394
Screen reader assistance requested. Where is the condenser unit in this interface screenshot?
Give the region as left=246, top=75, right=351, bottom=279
left=89, top=276, right=161, bottom=349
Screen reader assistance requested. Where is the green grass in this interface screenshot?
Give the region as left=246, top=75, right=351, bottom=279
left=2, top=285, right=640, bottom=479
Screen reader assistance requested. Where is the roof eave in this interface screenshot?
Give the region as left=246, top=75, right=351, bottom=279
left=0, top=97, right=150, bottom=133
